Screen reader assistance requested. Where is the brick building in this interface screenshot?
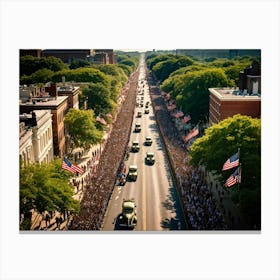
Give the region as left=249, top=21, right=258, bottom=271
left=209, top=60, right=261, bottom=124
left=209, top=88, right=261, bottom=124
left=41, top=49, right=94, bottom=63
left=20, top=49, right=42, bottom=58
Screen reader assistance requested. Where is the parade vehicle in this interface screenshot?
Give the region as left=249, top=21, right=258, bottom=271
left=128, top=165, right=138, bottom=181
left=131, top=140, right=140, bottom=152
left=137, top=111, right=142, bottom=118
left=145, top=152, right=155, bottom=165
left=145, top=136, right=152, bottom=146
left=135, top=123, right=141, bottom=132
left=119, top=199, right=137, bottom=229
left=144, top=108, right=149, bottom=114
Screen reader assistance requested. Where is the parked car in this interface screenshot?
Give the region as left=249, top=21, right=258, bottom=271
left=137, top=111, right=142, bottom=118
left=144, top=108, right=149, bottom=114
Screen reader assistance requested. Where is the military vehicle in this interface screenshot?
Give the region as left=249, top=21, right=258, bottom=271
left=145, top=136, right=152, bottom=146
left=135, top=123, right=141, bottom=132
left=119, top=199, right=137, bottom=229
left=127, top=165, right=138, bottom=181
left=131, top=140, right=140, bottom=152
left=145, top=152, right=155, bottom=165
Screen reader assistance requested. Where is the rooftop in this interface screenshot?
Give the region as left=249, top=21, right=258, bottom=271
left=209, top=87, right=261, bottom=101
left=20, top=96, right=68, bottom=107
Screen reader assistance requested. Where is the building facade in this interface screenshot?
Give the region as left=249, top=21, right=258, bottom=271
left=20, top=110, right=54, bottom=166
left=209, top=88, right=261, bottom=124
left=20, top=96, right=68, bottom=157
left=41, top=49, right=94, bottom=63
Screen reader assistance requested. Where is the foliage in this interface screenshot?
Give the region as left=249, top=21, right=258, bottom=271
left=81, top=83, right=116, bottom=116
left=20, top=158, right=80, bottom=229
left=51, top=68, right=110, bottom=86
left=20, top=68, right=54, bottom=85
left=69, top=59, right=91, bottom=69
left=64, top=109, right=103, bottom=152
left=189, top=115, right=261, bottom=228
left=165, top=68, right=231, bottom=123
left=152, top=55, right=194, bottom=81
left=20, top=55, right=68, bottom=77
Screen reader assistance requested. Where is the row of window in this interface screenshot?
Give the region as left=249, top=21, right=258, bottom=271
left=39, top=126, right=53, bottom=152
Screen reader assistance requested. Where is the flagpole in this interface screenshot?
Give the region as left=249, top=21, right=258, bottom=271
left=238, top=162, right=241, bottom=193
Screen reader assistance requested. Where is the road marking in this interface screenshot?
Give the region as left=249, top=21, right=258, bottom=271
left=115, top=195, right=119, bottom=200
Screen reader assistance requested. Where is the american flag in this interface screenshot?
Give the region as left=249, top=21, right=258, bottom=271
left=174, top=110, right=184, bottom=118
left=225, top=167, right=241, bottom=188
left=183, top=125, right=199, bottom=142
left=96, top=116, right=107, bottom=125
left=181, top=115, right=191, bottom=124
left=62, top=157, right=84, bottom=174
left=222, top=151, right=239, bottom=171
left=167, top=104, right=176, bottom=111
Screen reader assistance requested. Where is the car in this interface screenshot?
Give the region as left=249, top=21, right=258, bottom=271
left=118, top=199, right=137, bottom=229
left=144, top=108, right=149, bottom=114
left=137, top=111, right=142, bottom=118
left=135, top=123, right=141, bottom=132
left=131, top=140, right=140, bottom=152
left=145, top=136, right=152, bottom=146
left=145, top=152, right=155, bottom=165
left=127, top=165, right=138, bottom=181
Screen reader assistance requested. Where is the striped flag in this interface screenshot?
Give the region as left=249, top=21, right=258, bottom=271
left=225, top=167, right=241, bottom=188
left=183, top=125, right=199, bottom=142
left=173, top=110, right=184, bottom=118
left=96, top=116, right=107, bottom=125
left=62, top=157, right=84, bottom=174
left=222, top=151, right=239, bottom=171
left=181, top=115, right=191, bottom=124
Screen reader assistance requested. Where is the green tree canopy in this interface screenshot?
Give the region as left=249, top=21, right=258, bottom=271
left=171, top=68, right=231, bottom=123
left=20, top=55, right=68, bottom=76
left=152, top=55, right=194, bottom=81
left=51, top=68, right=110, bottom=86
left=69, top=59, right=91, bottom=69
left=64, top=109, right=103, bottom=153
left=20, top=68, right=54, bottom=85
left=20, top=158, right=80, bottom=229
left=81, top=83, right=116, bottom=116
left=189, top=115, right=261, bottom=228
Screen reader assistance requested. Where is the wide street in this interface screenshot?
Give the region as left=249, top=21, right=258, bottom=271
left=101, top=57, right=186, bottom=231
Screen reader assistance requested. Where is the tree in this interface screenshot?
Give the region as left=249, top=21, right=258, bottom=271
left=81, top=83, right=116, bottom=116
left=189, top=115, right=261, bottom=229
left=69, top=59, right=91, bottom=69
left=20, top=55, right=67, bottom=77
left=64, top=109, right=103, bottom=153
left=51, top=68, right=110, bottom=87
left=163, top=68, right=231, bottom=123
left=20, top=158, right=80, bottom=230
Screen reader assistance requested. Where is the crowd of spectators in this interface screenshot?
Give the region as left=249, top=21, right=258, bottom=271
left=69, top=71, right=139, bottom=230
left=147, top=70, right=228, bottom=230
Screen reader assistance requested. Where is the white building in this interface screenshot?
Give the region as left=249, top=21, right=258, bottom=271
left=19, top=110, right=54, bottom=166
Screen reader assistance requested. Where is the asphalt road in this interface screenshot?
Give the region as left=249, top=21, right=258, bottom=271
left=101, top=57, right=186, bottom=231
